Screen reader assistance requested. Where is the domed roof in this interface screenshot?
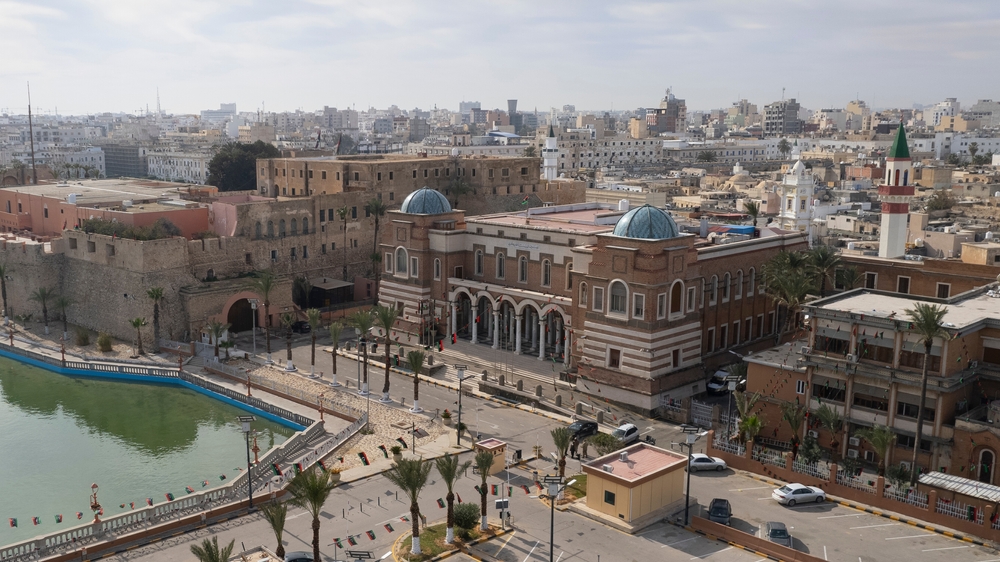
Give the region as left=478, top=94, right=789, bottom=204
left=400, top=188, right=451, bottom=215
left=612, top=204, right=680, bottom=240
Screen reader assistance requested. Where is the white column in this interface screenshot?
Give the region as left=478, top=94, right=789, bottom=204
left=471, top=305, right=478, bottom=344
left=563, top=327, right=571, bottom=366
left=515, top=315, right=522, bottom=354
left=451, top=302, right=457, bottom=337
left=530, top=312, right=538, bottom=351
left=492, top=310, right=500, bottom=349
left=538, top=319, right=546, bottom=360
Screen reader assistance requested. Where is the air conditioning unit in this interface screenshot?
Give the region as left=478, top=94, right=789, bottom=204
left=800, top=346, right=812, bottom=355
left=602, top=464, right=614, bottom=473
left=971, top=360, right=979, bottom=369
left=807, top=430, right=819, bottom=439
left=847, top=449, right=859, bottom=459
left=619, top=452, right=629, bottom=462
left=900, top=461, right=911, bottom=471
left=846, top=354, right=858, bottom=363
left=849, top=437, right=861, bottom=447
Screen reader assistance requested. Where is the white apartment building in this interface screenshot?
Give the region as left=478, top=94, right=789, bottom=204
left=147, top=151, right=212, bottom=184
left=536, top=126, right=662, bottom=170
left=926, top=98, right=960, bottom=127
left=49, top=147, right=106, bottom=177
left=662, top=138, right=781, bottom=163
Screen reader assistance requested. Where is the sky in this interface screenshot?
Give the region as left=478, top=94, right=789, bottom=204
left=2, top=0, right=999, bottom=117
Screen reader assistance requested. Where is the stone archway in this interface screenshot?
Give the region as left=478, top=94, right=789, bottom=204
left=227, top=298, right=254, bottom=333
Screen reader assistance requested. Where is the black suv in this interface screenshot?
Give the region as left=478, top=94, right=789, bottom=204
left=568, top=420, right=599, bottom=439
left=291, top=320, right=311, bottom=334
left=707, top=498, right=731, bottom=525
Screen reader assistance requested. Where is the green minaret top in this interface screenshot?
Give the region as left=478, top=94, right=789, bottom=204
left=889, top=123, right=910, bottom=159
left=548, top=124, right=555, bottom=138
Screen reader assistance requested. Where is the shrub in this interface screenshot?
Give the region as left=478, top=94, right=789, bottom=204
left=441, top=409, right=451, bottom=419
left=75, top=328, right=90, bottom=346
left=390, top=445, right=402, bottom=455
left=97, top=332, right=113, bottom=352
left=587, top=433, right=623, bottom=456
left=453, top=502, right=479, bottom=534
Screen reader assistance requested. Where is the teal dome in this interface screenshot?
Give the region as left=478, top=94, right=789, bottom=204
left=612, top=205, right=680, bottom=239
left=400, top=188, right=451, bottom=215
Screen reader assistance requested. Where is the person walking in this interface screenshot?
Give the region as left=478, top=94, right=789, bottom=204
left=581, top=439, right=589, bottom=460
left=569, top=438, right=578, bottom=460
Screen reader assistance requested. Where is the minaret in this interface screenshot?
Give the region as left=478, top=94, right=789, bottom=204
left=542, top=123, right=558, bottom=181
left=878, top=124, right=914, bottom=258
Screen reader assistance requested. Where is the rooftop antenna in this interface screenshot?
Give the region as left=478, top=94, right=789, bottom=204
left=781, top=87, right=786, bottom=101
left=27, top=82, right=37, bottom=185
left=157, top=87, right=161, bottom=116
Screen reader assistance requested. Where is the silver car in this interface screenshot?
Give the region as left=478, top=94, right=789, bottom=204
left=771, top=483, right=826, bottom=506
left=763, top=521, right=792, bottom=547
left=688, top=453, right=727, bottom=472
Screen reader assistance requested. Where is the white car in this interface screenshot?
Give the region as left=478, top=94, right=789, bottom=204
left=771, top=483, right=826, bottom=506
left=611, top=423, right=640, bottom=445
left=688, top=453, right=727, bottom=472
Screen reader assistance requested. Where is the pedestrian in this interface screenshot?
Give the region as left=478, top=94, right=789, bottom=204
left=570, top=438, right=578, bottom=460
left=581, top=439, right=589, bottom=460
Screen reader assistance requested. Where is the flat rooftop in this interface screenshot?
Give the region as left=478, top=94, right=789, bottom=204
left=814, top=288, right=1000, bottom=330
left=8, top=179, right=205, bottom=207
left=585, top=443, right=687, bottom=484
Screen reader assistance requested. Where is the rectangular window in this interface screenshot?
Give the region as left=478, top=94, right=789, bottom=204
left=308, top=170, right=313, bottom=179
left=434, top=169, right=439, bottom=177
left=521, top=167, right=528, bottom=175
left=351, top=207, right=357, bottom=219
left=604, top=490, right=616, bottom=505
left=501, top=168, right=509, bottom=177
left=865, top=272, right=877, bottom=289
left=607, top=348, right=621, bottom=369
left=937, top=283, right=950, bottom=299
left=796, top=380, right=806, bottom=394
left=290, top=247, right=296, bottom=259
left=302, top=246, right=308, bottom=259
left=385, top=253, right=393, bottom=273
left=353, top=172, right=359, bottom=181
left=423, top=169, right=428, bottom=178
left=896, top=401, right=935, bottom=421
left=434, top=259, right=441, bottom=280
left=657, top=293, right=667, bottom=319
left=413, top=170, right=417, bottom=178
left=377, top=172, right=382, bottom=181
left=271, top=249, right=277, bottom=261
left=322, top=171, right=327, bottom=179
left=488, top=168, right=495, bottom=179
left=336, top=171, right=341, bottom=180
left=410, top=257, right=418, bottom=277
left=389, top=192, right=394, bottom=201
left=732, top=321, right=740, bottom=345
left=687, top=287, right=696, bottom=312
left=633, top=294, right=645, bottom=319
left=897, top=276, right=910, bottom=294
left=719, top=325, right=728, bottom=349
left=593, top=287, right=604, bottom=312
left=707, top=328, right=715, bottom=352
left=389, top=172, right=394, bottom=180
left=321, top=244, right=327, bottom=254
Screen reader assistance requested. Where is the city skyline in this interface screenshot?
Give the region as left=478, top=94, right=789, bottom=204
left=2, top=0, right=999, bottom=116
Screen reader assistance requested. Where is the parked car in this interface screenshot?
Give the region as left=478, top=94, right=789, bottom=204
left=284, top=552, right=314, bottom=562
left=707, top=370, right=746, bottom=395
left=771, top=483, right=826, bottom=506
left=568, top=420, right=599, bottom=439
left=611, top=423, right=639, bottom=444
left=707, top=498, right=731, bottom=525
left=291, top=320, right=311, bottom=334
left=688, top=453, right=727, bottom=472
left=762, top=521, right=792, bottom=547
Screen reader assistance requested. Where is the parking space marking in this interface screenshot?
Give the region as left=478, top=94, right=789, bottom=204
left=662, top=537, right=699, bottom=548
left=885, top=534, right=932, bottom=540
left=690, top=546, right=732, bottom=559
left=818, top=513, right=862, bottom=519
left=920, top=545, right=970, bottom=552
left=823, top=545, right=828, bottom=560
left=729, top=486, right=770, bottom=491
left=849, top=523, right=898, bottom=529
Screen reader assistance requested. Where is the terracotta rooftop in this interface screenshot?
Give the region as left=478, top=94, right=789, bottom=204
left=585, top=443, right=687, bottom=483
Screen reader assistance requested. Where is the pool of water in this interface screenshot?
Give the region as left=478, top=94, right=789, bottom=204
left=0, top=358, right=295, bottom=546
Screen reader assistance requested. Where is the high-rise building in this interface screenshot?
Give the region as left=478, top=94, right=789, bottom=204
left=763, top=98, right=803, bottom=137
left=459, top=101, right=481, bottom=115
left=645, top=89, right=687, bottom=134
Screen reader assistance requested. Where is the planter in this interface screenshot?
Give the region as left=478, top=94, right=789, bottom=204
left=442, top=416, right=453, bottom=426
left=330, top=471, right=342, bottom=483
left=393, top=453, right=403, bottom=463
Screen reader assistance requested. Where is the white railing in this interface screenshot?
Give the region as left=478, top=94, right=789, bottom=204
left=835, top=471, right=877, bottom=494
left=752, top=446, right=785, bottom=468
left=936, top=498, right=984, bottom=525
left=792, top=459, right=830, bottom=480
left=884, top=487, right=929, bottom=509
left=712, top=437, right=745, bottom=457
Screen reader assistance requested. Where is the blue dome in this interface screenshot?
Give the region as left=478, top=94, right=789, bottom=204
left=612, top=205, right=680, bottom=240
left=400, top=188, right=452, bottom=215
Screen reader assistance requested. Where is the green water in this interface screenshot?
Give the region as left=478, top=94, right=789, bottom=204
left=0, top=358, right=295, bottom=546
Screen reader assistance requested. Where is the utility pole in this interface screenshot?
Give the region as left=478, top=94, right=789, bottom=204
left=27, top=83, right=37, bottom=185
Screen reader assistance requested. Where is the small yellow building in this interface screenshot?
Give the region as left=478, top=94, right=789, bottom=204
left=475, top=438, right=507, bottom=476
left=582, top=443, right=687, bottom=525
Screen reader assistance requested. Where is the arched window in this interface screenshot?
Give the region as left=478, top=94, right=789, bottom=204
left=903, top=170, right=909, bottom=186
left=565, top=262, right=573, bottom=290
left=980, top=449, right=995, bottom=484
left=302, top=217, right=309, bottom=234
left=609, top=281, right=628, bottom=314
left=579, top=282, right=588, bottom=307
left=722, top=273, right=731, bottom=301
left=475, top=250, right=484, bottom=275
left=541, top=260, right=551, bottom=286
left=518, top=256, right=528, bottom=283
left=710, top=275, right=718, bottom=305
left=395, top=248, right=408, bottom=275
left=670, top=281, right=683, bottom=316
left=290, top=218, right=298, bottom=235
left=433, top=258, right=441, bottom=280
left=736, top=270, right=744, bottom=299
left=749, top=267, right=756, bottom=296
left=279, top=219, right=286, bottom=237
left=267, top=221, right=274, bottom=238
left=496, top=253, right=505, bottom=279
left=255, top=222, right=262, bottom=239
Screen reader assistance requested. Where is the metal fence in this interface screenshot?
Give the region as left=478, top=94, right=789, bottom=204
left=712, top=438, right=745, bottom=457
left=752, top=446, right=785, bottom=468
left=936, top=498, right=984, bottom=525
left=834, top=471, right=878, bottom=494
left=690, top=400, right=714, bottom=428
left=792, top=459, right=830, bottom=480
left=883, top=487, right=929, bottom=509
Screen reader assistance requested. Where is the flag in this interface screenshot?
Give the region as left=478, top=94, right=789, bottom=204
left=522, top=485, right=531, bottom=494
left=509, top=487, right=514, bottom=496
left=272, top=464, right=283, bottom=477
left=366, top=530, right=376, bottom=540
left=475, top=485, right=482, bottom=495
left=396, top=437, right=408, bottom=449
left=378, top=445, right=388, bottom=458
left=348, top=536, right=357, bottom=546
left=384, top=523, right=394, bottom=533
left=120, top=504, right=125, bottom=508
left=318, top=460, right=328, bottom=471
left=165, top=493, right=175, bottom=501
left=145, top=498, right=153, bottom=506
left=295, top=463, right=305, bottom=474
left=129, top=503, right=135, bottom=510
left=491, top=484, right=498, bottom=496
left=457, top=494, right=463, bottom=503
left=185, top=486, right=195, bottom=494
left=358, top=452, right=370, bottom=466
left=8, top=518, right=16, bottom=528
left=32, top=517, right=40, bottom=526
left=436, top=498, right=445, bottom=508
left=334, top=538, right=344, bottom=549
left=55, top=515, right=62, bottom=523
left=400, top=515, right=410, bottom=522
left=521, top=195, right=530, bottom=206
left=202, top=480, right=209, bottom=487
left=76, top=512, right=83, bottom=520
left=219, top=474, right=227, bottom=481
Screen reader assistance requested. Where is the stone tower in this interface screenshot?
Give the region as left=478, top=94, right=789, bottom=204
left=878, top=124, right=914, bottom=258
left=542, top=124, right=559, bottom=181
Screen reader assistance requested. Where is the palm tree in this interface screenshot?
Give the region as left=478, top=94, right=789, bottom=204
left=383, top=458, right=433, bottom=556
left=814, top=403, right=844, bottom=461
left=808, top=245, right=840, bottom=297
left=780, top=401, right=806, bottom=460
left=474, top=450, right=494, bottom=531
left=247, top=270, right=277, bottom=362
left=329, top=321, right=343, bottom=379
left=765, top=266, right=813, bottom=343
left=738, top=413, right=763, bottom=446
left=259, top=501, right=288, bottom=559
left=54, top=295, right=71, bottom=341
left=29, top=286, right=55, bottom=335
left=743, top=199, right=760, bottom=227
left=733, top=391, right=763, bottom=444
left=373, top=305, right=400, bottom=401
left=207, top=320, right=230, bottom=358
left=551, top=427, right=572, bottom=478
left=287, top=468, right=337, bottom=562
left=306, top=308, right=321, bottom=376
left=905, top=303, right=948, bottom=485
left=406, top=349, right=426, bottom=413
left=337, top=206, right=350, bottom=281
left=778, top=139, right=792, bottom=160
left=857, top=424, right=896, bottom=476
left=130, top=317, right=148, bottom=355
left=146, top=287, right=164, bottom=352
left=836, top=266, right=862, bottom=291
left=0, top=262, right=10, bottom=323
left=347, top=309, right=375, bottom=394
left=435, top=453, right=472, bottom=544
left=365, top=198, right=388, bottom=293
left=190, top=536, right=234, bottom=562
left=280, top=312, right=295, bottom=370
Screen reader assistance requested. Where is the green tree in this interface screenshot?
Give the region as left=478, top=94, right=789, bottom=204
left=189, top=536, right=234, bottom=562
left=905, top=303, right=948, bottom=484
left=287, top=468, right=337, bottom=562
left=835, top=266, right=862, bottom=291
left=453, top=502, right=480, bottom=537
left=947, top=153, right=962, bottom=166
left=29, top=286, right=55, bottom=335
left=551, top=427, right=572, bottom=478
left=780, top=401, right=806, bottom=459
left=206, top=141, right=280, bottom=192
left=808, top=245, right=840, bottom=297
left=292, top=276, right=312, bottom=309
left=146, top=287, right=164, bottom=352
left=373, top=305, right=401, bottom=400
left=384, top=458, right=433, bottom=556
left=926, top=189, right=955, bottom=211
left=587, top=433, right=623, bottom=456
left=207, top=320, right=230, bottom=358
left=798, top=435, right=823, bottom=465
left=130, top=317, right=148, bottom=355
left=814, top=403, right=844, bottom=461
left=969, top=142, right=979, bottom=160
left=696, top=150, right=717, bottom=162
left=435, top=453, right=472, bottom=544
left=778, top=139, right=792, bottom=159
left=857, top=424, right=896, bottom=476
left=328, top=321, right=343, bottom=377
left=738, top=413, right=763, bottom=445
left=336, top=206, right=350, bottom=281
left=523, top=145, right=537, bottom=157
left=365, top=198, right=388, bottom=293
left=307, top=308, right=321, bottom=376
left=247, top=270, right=276, bottom=361
left=885, top=464, right=910, bottom=491
left=347, top=309, right=375, bottom=393
left=743, top=199, right=760, bottom=227
left=762, top=252, right=814, bottom=343
left=474, top=450, right=494, bottom=531
left=406, top=349, right=426, bottom=412
left=54, top=295, right=71, bottom=341
left=280, top=312, right=295, bottom=368
left=259, top=501, right=288, bottom=559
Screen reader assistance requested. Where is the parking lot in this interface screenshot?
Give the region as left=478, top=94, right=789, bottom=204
left=690, top=470, right=1000, bottom=562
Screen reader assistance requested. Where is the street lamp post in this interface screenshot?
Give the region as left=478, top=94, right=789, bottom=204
left=538, top=477, right=575, bottom=562
left=355, top=328, right=362, bottom=392
left=238, top=415, right=256, bottom=509
left=455, top=365, right=470, bottom=446
left=676, top=425, right=707, bottom=526
left=724, top=374, right=741, bottom=439
left=249, top=299, right=259, bottom=357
